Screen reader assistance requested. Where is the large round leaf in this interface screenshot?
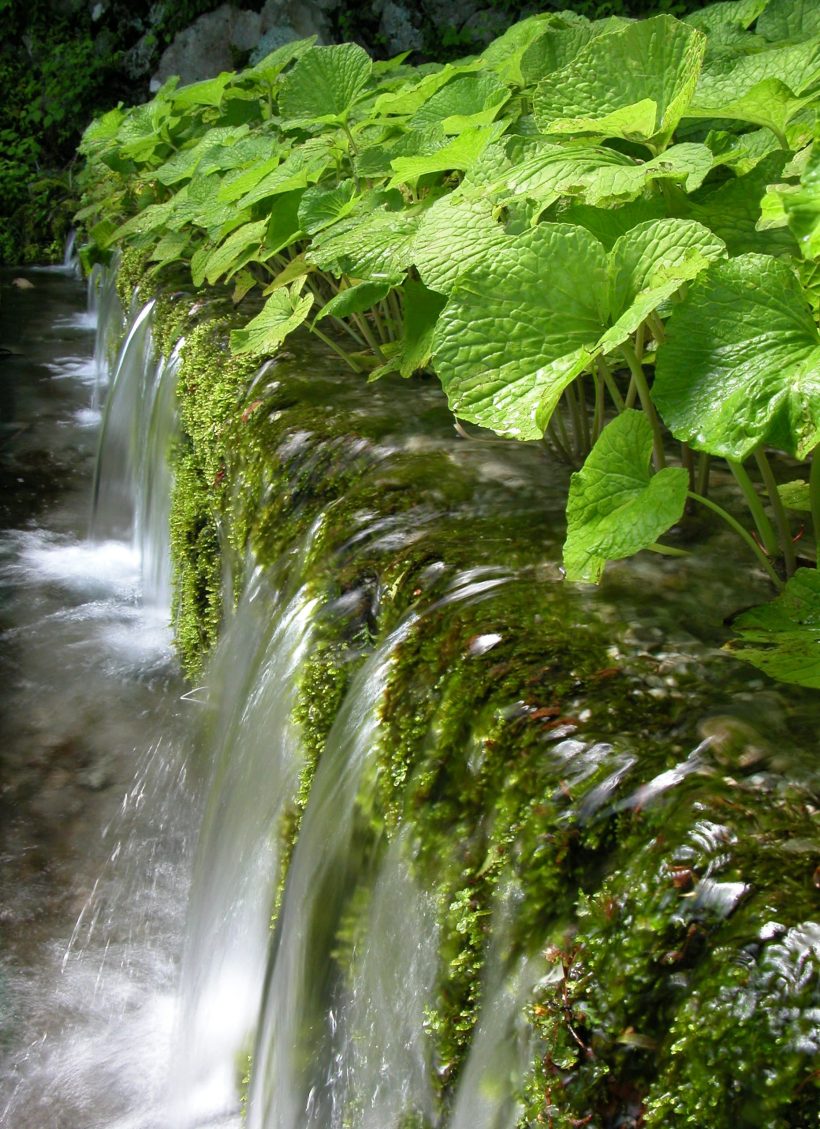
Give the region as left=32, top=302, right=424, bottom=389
left=563, top=411, right=689, bottom=583
left=278, top=43, right=372, bottom=124
left=532, top=16, right=706, bottom=150
left=654, top=254, right=820, bottom=459
left=431, top=223, right=609, bottom=439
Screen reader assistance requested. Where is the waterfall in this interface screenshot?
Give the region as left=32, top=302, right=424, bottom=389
left=92, top=294, right=178, bottom=607
left=74, top=266, right=819, bottom=1129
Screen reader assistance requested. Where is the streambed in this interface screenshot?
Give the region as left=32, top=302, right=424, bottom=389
left=0, top=266, right=816, bottom=1128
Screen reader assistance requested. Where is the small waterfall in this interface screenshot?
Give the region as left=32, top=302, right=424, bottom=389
left=63, top=264, right=818, bottom=1129
left=92, top=293, right=178, bottom=607
left=169, top=573, right=318, bottom=1127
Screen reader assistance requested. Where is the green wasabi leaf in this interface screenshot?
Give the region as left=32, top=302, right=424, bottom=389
left=278, top=43, right=373, bottom=124
left=497, top=141, right=712, bottom=214
left=411, top=195, right=510, bottom=295
left=233, top=141, right=333, bottom=210
left=563, top=411, right=689, bottom=583
left=297, top=179, right=359, bottom=235
left=777, top=481, right=811, bottom=512
left=757, top=0, right=820, bottom=42
left=387, top=122, right=507, bottom=185
left=170, top=73, right=233, bottom=111
left=600, top=217, right=726, bottom=353
left=314, top=277, right=399, bottom=323
left=685, top=76, right=814, bottom=144
left=201, top=219, right=268, bottom=285
left=355, top=125, right=449, bottom=178
left=230, top=283, right=314, bottom=355
left=478, top=14, right=557, bottom=84
left=692, top=37, right=820, bottom=113
left=684, top=0, right=766, bottom=33
left=532, top=16, right=706, bottom=150
left=558, top=199, right=669, bottom=249
left=519, top=24, right=597, bottom=86
left=262, top=187, right=305, bottom=256
left=688, top=152, right=797, bottom=255
left=654, top=254, right=820, bottom=460
left=408, top=72, right=510, bottom=133
left=705, top=128, right=781, bottom=175
left=431, top=223, right=608, bottom=439
left=398, top=279, right=447, bottom=377
left=240, top=36, right=317, bottom=82
left=166, top=174, right=237, bottom=234
left=776, top=140, right=820, bottom=260
left=726, top=569, right=820, bottom=689
left=307, top=202, right=422, bottom=279
left=374, top=61, right=484, bottom=118
left=147, top=230, right=191, bottom=270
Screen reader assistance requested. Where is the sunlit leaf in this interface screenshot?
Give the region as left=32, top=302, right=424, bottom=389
left=431, top=223, right=608, bottom=439
left=230, top=283, right=314, bottom=355
left=563, top=411, right=689, bottom=583
left=279, top=43, right=373, bottom=124
left=654, top=254, right=820, bottom=460
left=532, top=16, right=706, bottom=150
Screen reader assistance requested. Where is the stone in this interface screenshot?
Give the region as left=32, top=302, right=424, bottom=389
left=380, top=0, right=424, bottom=55
left=151, top=0, right=342, bottom=90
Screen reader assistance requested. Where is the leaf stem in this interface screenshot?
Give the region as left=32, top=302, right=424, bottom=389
left=689, top=491, right=783, bottom=590
left=810, top=445, right=820, bottom=567
left=597, top=356, right=624, bottom=413
left=728, top=459, right=779, bottom=558
left=620, top=340, right=665, bottom=469
left=310, top=325, right=364, bottom=372
left=753, top=447, right=796, bottom=577
left=696, top=452, right=711, bottom=498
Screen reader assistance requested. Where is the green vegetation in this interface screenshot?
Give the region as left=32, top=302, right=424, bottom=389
left=80, top=9, right=819, bottom=1122
left=76, top=0, right=820, bottom=687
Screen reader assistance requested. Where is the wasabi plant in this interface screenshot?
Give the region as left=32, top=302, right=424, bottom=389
left=76, top=0, right=820, bottom=687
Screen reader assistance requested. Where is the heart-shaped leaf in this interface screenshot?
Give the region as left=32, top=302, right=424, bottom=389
left=532, top=16, right=706, bottom=151
left=230, top=283, right=314, bottom=355
left=654, top=254, right=820, bottom=460
left=411, top=194, right=510, bottom=295
left=563, top=411, right=689, bottom=583
left=757, top=0, right=820, bottom=43
left=278, top=43, right=372, bottom=125
left=726, top=569, right=820, bottom=689
left=431, top=223, right=608, bottom=438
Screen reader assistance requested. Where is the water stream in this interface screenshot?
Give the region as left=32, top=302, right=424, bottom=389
left=0, top=265, right=816, bottom=1128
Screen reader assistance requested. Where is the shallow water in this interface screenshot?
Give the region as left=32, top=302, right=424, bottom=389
left=0, top=268, right=195, bottom=1128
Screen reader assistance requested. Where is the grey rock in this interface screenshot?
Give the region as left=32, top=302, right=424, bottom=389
left=249, top=26, right=302, bottom=67
left=380, top=0, right=424, bottom=55
left=151, top=0, right=342, bottom=90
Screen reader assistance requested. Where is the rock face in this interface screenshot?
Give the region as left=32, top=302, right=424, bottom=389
left=151, top=0, right=342, bottom=90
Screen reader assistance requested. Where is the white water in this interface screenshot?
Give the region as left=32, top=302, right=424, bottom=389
left=0, top=267, right=192, bottom=1128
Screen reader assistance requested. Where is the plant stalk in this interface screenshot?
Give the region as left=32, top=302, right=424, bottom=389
left=689, top=491, right=783, bottom=589
left=620, top=340, right=665, bottom=469
left=727, top=459, right=779, bottom=559
left=753, top=447, right=796, bottom=577
left=310, top=325, right=363, bottom=372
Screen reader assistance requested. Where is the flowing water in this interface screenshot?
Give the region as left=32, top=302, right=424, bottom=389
left=0, top=265, right=816, bottom=1129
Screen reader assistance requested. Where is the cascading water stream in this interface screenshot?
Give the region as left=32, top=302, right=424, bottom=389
left=2, top=260, right=816, bottom=1129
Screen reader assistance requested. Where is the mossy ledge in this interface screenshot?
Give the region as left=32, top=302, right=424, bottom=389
left=136, top=262, right=818, bottom=1128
